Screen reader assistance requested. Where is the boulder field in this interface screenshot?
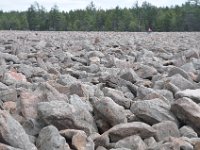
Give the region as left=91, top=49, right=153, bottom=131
left=0, top=31, right=200, bottom=150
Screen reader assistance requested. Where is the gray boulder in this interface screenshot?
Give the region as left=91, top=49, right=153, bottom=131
left=115, top=135, right=147, bottom=150
left=0, top=85, right=17, bottom=102
left=94, top=122, right=156, bottom=148
left=118, top=68, right=139, bottom=83
left=134, top=64, right=157, bottom=79
left=93, top=97, right=127, bottom=126
left=103, top=87, right=132, bottom=109
left=37, top=101, right=97, bottom=135
left=152, top=121, right=180, bottom=141
left=175, top=89, right=200, bottom=103
left=168, top=74, right=198, bottom=90
left=131, top=98, right=178, bottom=125
left=36, top=125, right=70, bottom=150
left=168, top=66, right=190, bottom=80
left=0, top=110, right=37, bottom=150
left=180, top=126, right=198, bottom=138
left=0, top=143, right=22, bottom=150
left=171, top=97, right=200, bottom=135
left=60, top=129, right=94, bottom=150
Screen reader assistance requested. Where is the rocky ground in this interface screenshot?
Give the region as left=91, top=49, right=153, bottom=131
left=0, top=31, right=200, bottom=150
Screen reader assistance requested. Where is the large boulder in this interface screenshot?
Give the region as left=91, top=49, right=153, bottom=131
left=19, top=90, right=43, bottom=119
left=152, top=121, right=180, bottom=141
left=180, top=126, right=198, bottom=138
left=115, top=135, right=147, bottom=150
left=2, top=70, right=27, bottom=85
left=92, top=97, right=127, bottom=127
left=103, top=87, right=132, bottom=109
left=36, top=125, right=70, bottom=150
left=60, top=129, right=94, bottom=150
left=168, top=66, right=190, bottom=80
left=37, top=101, right=97, bottom=135
left=175, top=89, right=200, bottom=103
left=0, top=143, right=23, bottom=150
left=0, top=110, right=37, bottom=150
left=134, top=64, right=157, bottom=79
left=94, top=122, right=156, bottom=148
left=118, top=68, right=139, bottom=83
left=130, top=98, right=178, bottom=125
left=168, top=74, right=198, bottom=90
left=171, top=97, right=200, bottom=135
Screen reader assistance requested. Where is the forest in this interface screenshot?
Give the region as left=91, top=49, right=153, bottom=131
left=0, top=0, right=199, bottom=31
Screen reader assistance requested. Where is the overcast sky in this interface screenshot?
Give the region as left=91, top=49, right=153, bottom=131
left=1, top=0, right=188, bottom=12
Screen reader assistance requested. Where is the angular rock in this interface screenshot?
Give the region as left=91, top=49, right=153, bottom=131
left=131, top=98, right=178, bottom=125
left=171, top=97, right=200, bottom=134
left=144, top=137, right=157, bottom=148
left=168, top=66, right=190, bottom=80
left=168, top=74, right=198, bottom=90
left=110, top=148, right=130, bottom=150
left=180, top=126, right=198, bottom=138
left=0, top=52, right=20, bottom=63
left=118, top=68, right=139, bottom=83
left=93, top=97, right=127, bottom=126
left=69, top=83, right=89, bottom=99
left=152, top=121, right=180, bottom=141
left=19, top=90, right=42, bottom=119
left=3, top=101, right=17, bottom=114
left=0, top=110, right=37, bottom=150
left=37, top=101, right=97, bottom=135
left=134, top=64, right=157, bottom=79
left=0, top=83, right=17, bottom=102
left=57, top=74, right=78, bottom=86
left=2, top=70, right=27, bottom=85
left=69, top=94, right=93, bottom=113
left=96, top=146, right=107, bottom=150
left=71, top=132, right=88, bottom=150
left=179, top=126, right=198, bottom=138
left=94, top=122, right=156, bottom=148
left=175, top=89, right=200, bottom=103
left=103, top=87, right=132, bottom=109
left=115, top=135, right=147, bottom=150
left=0, top=143, right=23, bottom=150
left=36, top=125, right=70, bottom=150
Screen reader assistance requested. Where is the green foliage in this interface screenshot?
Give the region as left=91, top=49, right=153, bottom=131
left=0, top=0, right=199, bottom=31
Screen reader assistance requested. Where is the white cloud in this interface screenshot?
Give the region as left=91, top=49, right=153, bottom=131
left=0, top=0, right=187, bottom=12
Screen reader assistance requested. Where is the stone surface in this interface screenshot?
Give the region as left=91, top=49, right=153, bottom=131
left=115, top=135, right=147, bottom=150
left=36, top=125, right=70, bottom=150
left=102, top=87, right=132, bottom=109
left=93, top=97, right=127, bottom=126
left=175, top=89, right=200, bottom=103
left=0, top=110, right=37, bottom=150
left=2, top=70, right=27, bottom=85
left=94, top=122, right=156, bottom=148
left=180, top=126, right=198, bottom=138
left=130, top=98, right=178, bottom=125
left=37, top=100, right=97, bottom=135
left=0, top=143, right=23, bottom=150
left=171, top=97, right=200, bottom=135
left=152, top=121, right=180, bottom=141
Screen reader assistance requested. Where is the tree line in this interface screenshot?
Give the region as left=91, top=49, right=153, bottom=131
left=0, top=0, right=199, bottom=31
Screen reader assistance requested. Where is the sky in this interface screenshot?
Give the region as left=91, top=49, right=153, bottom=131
left=0, top=0, right=188, bottom=12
